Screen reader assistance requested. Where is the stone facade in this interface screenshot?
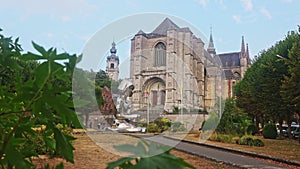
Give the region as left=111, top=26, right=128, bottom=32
left=128, top=18, right=250, bottom=114
left=130, top=18, right=215, bottom=113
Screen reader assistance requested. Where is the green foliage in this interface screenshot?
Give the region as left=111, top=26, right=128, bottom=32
left=236, top=135, right=264, bottom=147
left=0, top=30, right=81, bottom=168
left=236, top=27, right=300, bottom=128
left=106, top=141, right=195, bottom=169
left=153, top=117, right=171, bottom=132
left=146, top=123, right=160, bottom=133
left=171, top=121, right=186, bottom=132
left=281, top=42, right=300, bottom=119
left=262, top=123, right=278, bottom=139
left=146, top=118, right=171, bottom=133
left=247, top=124, right=258, bottom=135
left=201, top=111, right=219, bottom=132
left=209, top=134, right=232, bottom=143
left=216, top=98, right=252, bottom=135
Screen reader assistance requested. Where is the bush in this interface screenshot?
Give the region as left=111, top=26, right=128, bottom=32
left=247, top=124, right=258, bottom=135
left=236, top=135, right=264, bottom=147
left=262, top=123, right=278, bottom=139
left=146, top=123, right=160, bottom=133
left=202, top=112, right=219, bottom=132
left=56, top=123, right=73, bottom=136
left=215, top=134, right=232, bottom=143
left=171, top=122, right=186, bottom=132
left=154, top=117, right=171, bottom=132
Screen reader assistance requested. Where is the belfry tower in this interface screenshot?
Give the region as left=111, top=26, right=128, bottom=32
left=106, top=42, right=119, bottom=81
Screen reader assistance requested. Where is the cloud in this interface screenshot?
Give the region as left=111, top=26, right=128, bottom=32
left=215, top=0, right=227, bottom=9
left=233, top=15, right=241, bottom=23
left=1, top=0, right=97, bottom=21
left=260, top=7, right=272, bottom=19
left=232, top=14, right=256, bottom=24
left=198, top=0, right=208, bottom=7
left=241, top=0, right=253, bottom=11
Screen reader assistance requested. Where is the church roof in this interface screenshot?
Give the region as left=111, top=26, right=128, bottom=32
left=152, top=18, right=180, bottom=35
left=134, top=18, right=196, bottom=39
left=217, top=52, right=241, bottom=68
left=223, top=69, right=235, bottom=79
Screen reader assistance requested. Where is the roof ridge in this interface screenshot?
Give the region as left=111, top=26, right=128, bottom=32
left=152, top=18, right=180, bottom=35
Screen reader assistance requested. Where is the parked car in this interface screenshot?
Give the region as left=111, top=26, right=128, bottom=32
left=276, top=124, right=288, bottom=137
left=292, top=126, right=299, bottom=139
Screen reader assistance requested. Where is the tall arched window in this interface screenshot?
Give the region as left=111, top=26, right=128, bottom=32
left=154, top=42, right=166, bottom=66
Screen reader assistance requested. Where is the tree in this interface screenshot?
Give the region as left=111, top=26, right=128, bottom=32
left=235, top=27, right=300, bottom=137
left=0, top=30, right=81, bottom=168
left=216, top=98, right=252, bottom=135
left=281, top=42, right=300, bottom=123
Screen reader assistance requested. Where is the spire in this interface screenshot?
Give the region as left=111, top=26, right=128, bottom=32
left=241, top=36, right=245, bottom=55
left=246, top=43, right=249, bottom=58
left=110, top=41, right=117, bottom=54
left=207, top=27, right=216, bottom=55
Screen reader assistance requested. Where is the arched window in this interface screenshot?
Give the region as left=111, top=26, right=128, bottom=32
left=154, top=42, right=166, bottom=66
left=110, top=63, right=114, bottom=69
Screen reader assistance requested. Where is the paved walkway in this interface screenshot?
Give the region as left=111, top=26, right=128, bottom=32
left=145, top=135, right=292, bottom=169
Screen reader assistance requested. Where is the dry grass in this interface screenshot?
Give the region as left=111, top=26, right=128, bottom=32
left=183, top=133, right=300, bottom=163
left=33, top=134, right=237, bottom=169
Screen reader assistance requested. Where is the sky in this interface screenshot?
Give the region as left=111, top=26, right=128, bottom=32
left=0, top=0, right=299, bottom=78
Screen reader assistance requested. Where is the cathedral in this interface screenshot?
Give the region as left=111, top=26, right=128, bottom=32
left=107, top=18, right=251, bottom=114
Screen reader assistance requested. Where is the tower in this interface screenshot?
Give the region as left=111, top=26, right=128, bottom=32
left=207, top=27, right=216, bottom=56
left=106, top=42, right=119, bottom=81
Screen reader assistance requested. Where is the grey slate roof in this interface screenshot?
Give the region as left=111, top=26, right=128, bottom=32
left=135, top=18, right=194, bottom=39
left=223, top=69, right=235, bottom=79
left=152, top=18, right=180, bottom=35
left=217, top=52, right=241, bottom=68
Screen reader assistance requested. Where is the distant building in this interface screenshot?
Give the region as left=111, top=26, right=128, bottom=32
left=106, top=42, right=119, bottom=81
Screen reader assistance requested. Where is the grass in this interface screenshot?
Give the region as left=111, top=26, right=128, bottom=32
left=183, top=133, right=300, bottom=163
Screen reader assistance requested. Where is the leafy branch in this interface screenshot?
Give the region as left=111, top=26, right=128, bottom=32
left=106, top=140, right=195, bottom=169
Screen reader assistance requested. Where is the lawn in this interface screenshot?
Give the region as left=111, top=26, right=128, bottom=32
left=183, top=133, right=300, bottom=163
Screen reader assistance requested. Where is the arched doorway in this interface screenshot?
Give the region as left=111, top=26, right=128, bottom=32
left=143, top=77, right=166, bottom=108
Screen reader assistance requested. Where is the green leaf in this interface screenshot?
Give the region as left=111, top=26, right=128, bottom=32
left=21, top=52, right=47, bottom=61
left=109, top=141, right=195, bottom=169
left=54, top=53, right=70, bottom=60
left=106, top=157, right=133, bottom=169
left=32, top=41, right=47, bottom=56
left=34, top=61, right=50, bottom=88
left=5, top=138, right=31, bottom=169
left=53, top=127, right=75, bottom=163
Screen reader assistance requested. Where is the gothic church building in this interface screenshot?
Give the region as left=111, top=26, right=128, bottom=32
left=128, top=18, right=250, bottom=113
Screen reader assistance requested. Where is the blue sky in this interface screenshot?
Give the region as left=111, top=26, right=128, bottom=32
left=0, top=0, right=299, bottom=77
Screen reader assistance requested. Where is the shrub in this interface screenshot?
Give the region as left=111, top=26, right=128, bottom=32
left=146, top=123, right=160, bottom=133
left=253, top=138, right=265, bottom=147
left=202, top=112, right=219, bottom=132
left=237, top=135, right=264, bottom=147
left=171, top=122, right=186, bottom=132
left=154, top=117, right=171, bottom=132
left=218, top=134, right=232, bottom=143
left=247, top=124, right=258, bottom=135
left=231, top=136, right=240, bottom=144
left=56, top=123, right=73, bottom=136
left=262, top=123, right=278, bottom=139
